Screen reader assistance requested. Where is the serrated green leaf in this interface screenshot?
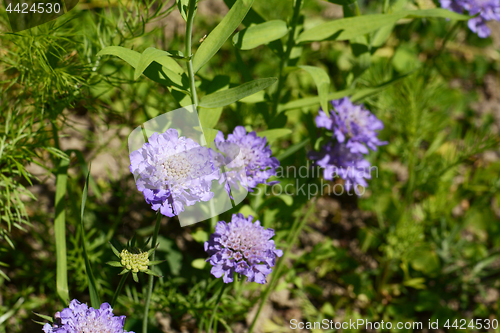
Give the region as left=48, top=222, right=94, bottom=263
left=199, top=77, right=277, bottom=108
left=54, top=158, right=69, bottom=304
left=193, top=0, right=255, bottom=73
left=233, top=20, right=288, bottom=50
left=299, top=66, right=330, bottom=113
left=256, top=129, right=292, bottom=144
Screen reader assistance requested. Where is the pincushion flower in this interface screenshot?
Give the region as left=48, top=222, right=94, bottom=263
left=309, top=142, right=372, bottom=193
left=204, top=213, right=283, bottom=284
left=214, top=126, right=279, bottom=194
left=440, top=0, right=500, bottom=37
left=42, top=299, right=134, bottom=333
left=129, top=129, right=219, bottom=217
left=316, top=97, right=387, bottom=154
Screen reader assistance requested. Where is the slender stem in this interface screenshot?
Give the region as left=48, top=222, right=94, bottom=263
left=353, top=2, right=361, bottom=16
left=271, top=0, right=303, bottom=116
left=186, top=0, right=198, bottom=107
left=111, top=272, right=129, bottom=308
left=208, top=282, right=227, bottom=333
left=142, top=212, right=163, bottom=333
left=248, top=202, right=316, bottom=333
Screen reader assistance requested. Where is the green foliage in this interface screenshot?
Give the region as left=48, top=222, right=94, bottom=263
left=1, top=0, right=500, bottom=332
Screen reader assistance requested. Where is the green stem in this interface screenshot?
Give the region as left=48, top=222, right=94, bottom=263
left=271, top=0, right=303, bottom=116
left=248, top=202, right=316, bottom=333
left=353, top=1, right=361, bottom=16
left=208, top=282, right=227, bottom=333
left=111, top=272, right=129, bottom=308
left=186, top=0, right=198, bottom=107
left=142, top=212, right=163, bottom=333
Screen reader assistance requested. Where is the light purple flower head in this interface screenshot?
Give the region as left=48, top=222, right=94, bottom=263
left=316, top=97, right=387, bottom=155
left=214, top=126, right=279, bottom=193
left=204, top=213, right=283, bottom=284
left=309, top=142, right=372, bottom=194
left=129, top=129, right=219, bottom=217
left=42, top=299, right=134, bottom=333
left=440, top=0, right=500, bottom=37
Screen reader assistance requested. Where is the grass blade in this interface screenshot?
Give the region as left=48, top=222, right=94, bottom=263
left=54, top=158, right=70, bottom=304
left=80, top=165, right=101, bottom=308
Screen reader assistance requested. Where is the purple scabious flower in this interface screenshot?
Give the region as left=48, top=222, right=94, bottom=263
left=129, top=129, right=219, bottom=217
left=204, top=213, right=283, bottom=284
left=42, top=299, right=134, bottom=333
left=214, top=126, right=279, bottom=193
left=316, top=97, right=387, bottom=155
left=440, top=0, right=500, bottom=38
left=309, top=142, right=372, bottom=193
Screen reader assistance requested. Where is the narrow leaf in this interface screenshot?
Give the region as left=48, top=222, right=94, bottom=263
left=297, top=12, right=405, bottom=43
left=199, top=77, right=277, bottom=109
left=277, top=89, right=354, bottom=113
left=32, top=312, right=54, bottom=323
left=256, top=129, right=292, bottom=144
left=106, top=261, right=123, bottom=267
left=233, top=20, right=288, bottom=50
left=134, top=47, right=185, bottom=81
left=80, top=166, right=101, bottom=308
left=193, top=0, right=255, bottom=73
left=54, top=158, right=69, bottom=304
left=297, top=9, right=469, bottom=43
left=97, top=46, right=141, bottom=68
left=109, top=241, right=121, bottom=258
left=299, top=66, right=331, bottom=113
left=276, top=138, right=310, bottom=161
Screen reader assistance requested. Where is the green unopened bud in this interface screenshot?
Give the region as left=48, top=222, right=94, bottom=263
left=120, top=249, right=149, bottom=272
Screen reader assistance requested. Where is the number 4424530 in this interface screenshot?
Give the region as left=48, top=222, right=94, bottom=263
left=444, top=318, right=498, bottom=330
left=5, top=2, right=61, bottom=14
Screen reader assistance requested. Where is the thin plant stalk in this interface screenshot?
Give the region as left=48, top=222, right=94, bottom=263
left=142, top=212, right=163, bottom=333
left=111, top=271, right=129, bottom=308
left=248, top=201, right=316, bottom=333
left=271, top=0, right=303, bottom=116
left=186, top=0, right=198, bottom=107
left=207, top=282, right=227, bottom=333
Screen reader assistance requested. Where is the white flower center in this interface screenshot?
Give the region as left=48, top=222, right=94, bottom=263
left=161, top=155, right=193, bottom=185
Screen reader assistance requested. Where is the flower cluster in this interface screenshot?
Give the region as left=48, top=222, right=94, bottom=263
left=440, top=0, right=500, bottom=38
left=129, top=129, right=219, bottom=217
left=42, top=299, right=133, bottom=333
left=205, top=213, right=283, bottom=284
left=130, top=127, right=279, bottom=217
left=310, top=97, right=386, bottom=194
left=214, top=126, right=279, bottom=194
